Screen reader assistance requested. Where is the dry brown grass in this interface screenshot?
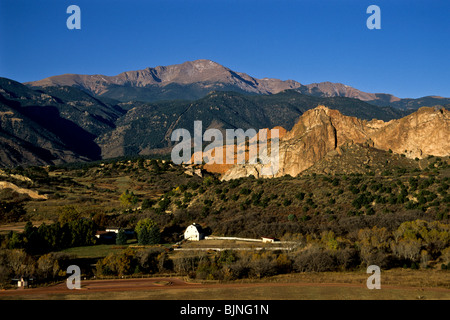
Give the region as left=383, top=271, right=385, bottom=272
left=2, top=270, right=449, bottom=300
left=253, top=269, right=450, bottom=289
left=0, top=220, right=53, bottom=235
left=179, top=239, right=289, bottom=249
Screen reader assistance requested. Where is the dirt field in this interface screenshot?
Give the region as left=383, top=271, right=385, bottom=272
left=0, top=220, right=53, bottom=235
left=175, top=239, right=295, bottom=252
left=1, top=271, right=449, bottom=300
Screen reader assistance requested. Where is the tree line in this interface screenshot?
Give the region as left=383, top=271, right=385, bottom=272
left=93, top=219, right=450, bottom=280
left=2, top=219, right=96, bottom=255
left=1, top=218, right=448, bottom=289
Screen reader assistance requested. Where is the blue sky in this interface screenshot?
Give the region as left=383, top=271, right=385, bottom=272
left=0, top=0, right=449, bottom=98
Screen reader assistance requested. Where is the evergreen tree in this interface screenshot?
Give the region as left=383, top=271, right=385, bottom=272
left=135, top=218, right=160, bottom=245
left=116, top=229, right=128, bottom=245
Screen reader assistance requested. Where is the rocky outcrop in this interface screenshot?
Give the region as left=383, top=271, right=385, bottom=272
left=369, top=107, right=450, bottom=159
left=221, top=106, right=449, bottom=180
left=189, top=126, right=287, bottom=175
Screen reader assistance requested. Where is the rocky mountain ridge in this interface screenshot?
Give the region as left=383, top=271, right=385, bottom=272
left=221, top=106, right=450, bottom=180
left=26, top=60, right=302, bottom=100
left=27, top=59, right=450, bottom=109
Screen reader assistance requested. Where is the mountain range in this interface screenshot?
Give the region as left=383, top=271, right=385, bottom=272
left=26, top=59, right=450, bottom=110
left=0, top=59, right=449, bottom=168
left=0, top=78, right=124, bottom=167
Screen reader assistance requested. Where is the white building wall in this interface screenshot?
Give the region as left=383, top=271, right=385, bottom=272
left=184, top=225, right=200, bottom=241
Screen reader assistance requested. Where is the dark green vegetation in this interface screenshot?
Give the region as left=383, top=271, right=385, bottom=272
left=0, top=77, right=412, bottom=167
left=5, top=219, right=96, bottom=255
left=93, top=82, right=256, bottom=103
left=0, top=77, right=125, bottom=167
left=99, top=90, right=411, bottom=158
left=368, top=95, right=450, bottom=111
left=0, top=155, right=449, bottom=287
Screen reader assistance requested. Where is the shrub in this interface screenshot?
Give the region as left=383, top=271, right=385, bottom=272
left=119, top=190, right=139, bottom=207
left=136, top=247, right=168, bottom=274
left=295, top=192, right=306, bottom=201
left=58, top=205, right=81, bottom=224
left=231, top=194, right=239, bottom=201
left=349, top=186, right=360, bottom=194
left=173, top=253, right=200, bottom=277
left=299, top=215, right=310, bottom=222
left=366, top=207, right=376, bottom=215
left=141, top=199, right=156, bottom=210
left=334, top=247, right=360, bottom=270
left=96, top=248, right=136, bottom=277
left=292, top=246, right=336, bottom=272
left=248, top=252, right=277, bottom=278
left=332, top=178, right=340, bottom=186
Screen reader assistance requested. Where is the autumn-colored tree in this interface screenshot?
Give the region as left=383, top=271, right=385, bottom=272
left=7, top=249, right=35, bottom=277
left=96, top=248, right=136, bottom=277
left=393, top=220, right=450, bottom=260
left=36, top=253, right=69, bottom=280
left=320, top=230, right=342, bottom=251
left=357, top=226, right=392, bottom=267
left=119, top=189, right=138, bottom=207
left=92, top=212, right=108, bottom=229
left=58, top=205, right=81, bottom=224
left=391, top=238, right=422, bottom=262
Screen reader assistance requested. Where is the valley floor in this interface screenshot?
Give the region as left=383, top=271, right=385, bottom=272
left=1, top=269, right=449, bottom=300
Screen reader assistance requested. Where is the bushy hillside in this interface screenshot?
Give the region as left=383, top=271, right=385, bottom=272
left=1, top=155, right=448, bottom=240
left=1, top=155, right=449, bottom=286
left=97, top=90, right=410, bottom=158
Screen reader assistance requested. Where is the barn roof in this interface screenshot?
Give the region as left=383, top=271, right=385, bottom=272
left=188, top=223, right=203, bottom=232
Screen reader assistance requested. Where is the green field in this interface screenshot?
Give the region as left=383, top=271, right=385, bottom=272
left=61, top=244, right=129, bottom=258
